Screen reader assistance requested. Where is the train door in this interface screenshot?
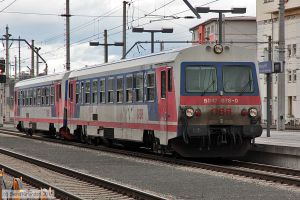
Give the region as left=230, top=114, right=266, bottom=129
left=157, top=67, right=172, bottom=137
left=55, top=83, right=62, bottom=119
left=68, top=80, right=76, bottom=120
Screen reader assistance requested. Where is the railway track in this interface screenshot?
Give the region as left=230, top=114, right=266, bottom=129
left=1, top=128, right=300, bottom=188
left=0, top=145, right=166, bottom=199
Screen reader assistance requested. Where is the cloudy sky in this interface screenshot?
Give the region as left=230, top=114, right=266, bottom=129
left=0, top=0, right=255, bottom=76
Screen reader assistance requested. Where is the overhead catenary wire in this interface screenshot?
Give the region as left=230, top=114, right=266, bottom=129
left=0, top=0, right=17, bottom=13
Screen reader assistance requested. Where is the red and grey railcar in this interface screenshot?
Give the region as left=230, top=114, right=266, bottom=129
left=15, top=44, right=262, bottom=157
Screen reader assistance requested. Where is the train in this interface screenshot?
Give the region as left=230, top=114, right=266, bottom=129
left=14, top=44, right=262, bottom=158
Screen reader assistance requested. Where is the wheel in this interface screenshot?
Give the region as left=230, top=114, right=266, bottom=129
left=27, top=128, right=33, bottom=136
left=80, top=132, right=87, bottom=143
left=94, top=137, right=101, bottom=146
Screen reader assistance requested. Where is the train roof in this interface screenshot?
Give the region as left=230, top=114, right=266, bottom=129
left=15, top=45, right=257, bottom=88
left=68, top=45, right=256, bottom=79
left=68, top=47, right=184, bottom=79
left=15, top=72, right=67, bottom=88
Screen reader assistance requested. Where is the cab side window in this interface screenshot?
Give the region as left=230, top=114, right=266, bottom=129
left=125, top=75, right=133, bottom=103
left=92, top=80, right=98, bottom=104
left=99, top=78, right=106, bottom=103
left=146, top=72, right=155, bottom=101
left=76, top=83, right=80, bottom=103
left=116, top=76, right=124, bottom=103
left=107, top=77, right=114, bottom=103
left=134, top=73, right=144, bottom=102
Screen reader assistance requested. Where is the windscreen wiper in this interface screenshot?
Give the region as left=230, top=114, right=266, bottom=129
left=239, top=79, right=253, bottom=96
left=201, top=80, right=216, bottom=96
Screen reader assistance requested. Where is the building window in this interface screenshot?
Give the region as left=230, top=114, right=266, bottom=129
left=108, top=77, right=114, bottom=103
left=146, top=72, right=155, bottom=101
left=293, top=44, right=297, bottom=56
left=85, top=81, right=91, bottom=104
left=125, top=75, right=133, bottom=103
left=116, top=76, right=124, bottom=103
left=288, top=70, right=292, bottom=82
left=134, top=72, right=143, bottom=102
left=100, top=79, right=106, bottom=103
left=76, top=83, right=80, bottom=104
left=293, top=70, right=297, bottom=82
left=293, top=96, right=297, bottom=101
left=50, top=86, right=55, bottom=105
left=287, top=44, right=291, bottom=57
left=92, top=80, right=98, bottom=104
left=288, top=96, right=293, bottom=116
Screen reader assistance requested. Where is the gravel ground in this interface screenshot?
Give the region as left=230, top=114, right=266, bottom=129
left=0, top=133, right=299, bottom=200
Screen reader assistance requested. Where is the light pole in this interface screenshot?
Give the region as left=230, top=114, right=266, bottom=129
left=90, top=30, right=123, bottom=63
left=196, top=7, right=246, bottom=44
left=132, top=28, right=173, bottom=53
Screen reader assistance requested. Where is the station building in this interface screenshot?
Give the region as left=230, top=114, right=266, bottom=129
left=257, top=0, right=300, bottom=126
left=189, top=16, right=257, bottom=46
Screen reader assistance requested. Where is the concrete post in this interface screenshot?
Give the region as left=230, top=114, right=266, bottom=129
left=277, top=0, right=285, bottom=130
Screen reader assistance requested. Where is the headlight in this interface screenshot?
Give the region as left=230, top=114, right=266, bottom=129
left=185, top=108, right=194, bottom=118
left=249, top=108, right=258, bottom=117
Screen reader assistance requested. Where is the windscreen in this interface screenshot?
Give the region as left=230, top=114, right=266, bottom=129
left=185, top=66, right=217, bottom=93
left=223, top=66, right=253, bottom=93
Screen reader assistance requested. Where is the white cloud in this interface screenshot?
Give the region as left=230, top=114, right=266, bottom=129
left=0, top=0, right=256, bottom=75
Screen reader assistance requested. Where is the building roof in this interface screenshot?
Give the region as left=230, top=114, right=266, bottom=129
left=189, top=16, right=256, bottom=31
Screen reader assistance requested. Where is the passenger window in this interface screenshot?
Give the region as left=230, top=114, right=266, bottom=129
left=108, top=77, right=114, bottom=103
left=26, top=90, right=29, bottom=106
left=33, top=88, right=36, bottom=106
left=134, top=73, right=143, bottom=102
left=76, top=83, right=79, bottom=103
left=146, top=72, right=155, bottom=101
left=80, top=82, right=84, bottom=104
left=41, top=88, right=45, bottom=105
left=117, top=76, right=123, bottom=103
left=29, top=89, right=33, bottom=106
left=50, top=86, right=55, bottom=105
left=22, top=90, right=25, bottom=106
left=24, top=90, right=27, bottom=106
left=168, top=68, right=172, bottom=92
left=85, top=81, right=91, bottom=104
left=17, top=91, right=20, bottom=106
left=37, top=88, right=41, bottom=105
left=46, top=87, right=50, bottom=105
left=100, top=79, right=106, bottom=103
left=161, top=71, right=166, bottom=98
left=92, top=80, right=98, bottom=104
left=126, top=75, right=133, bottom=103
